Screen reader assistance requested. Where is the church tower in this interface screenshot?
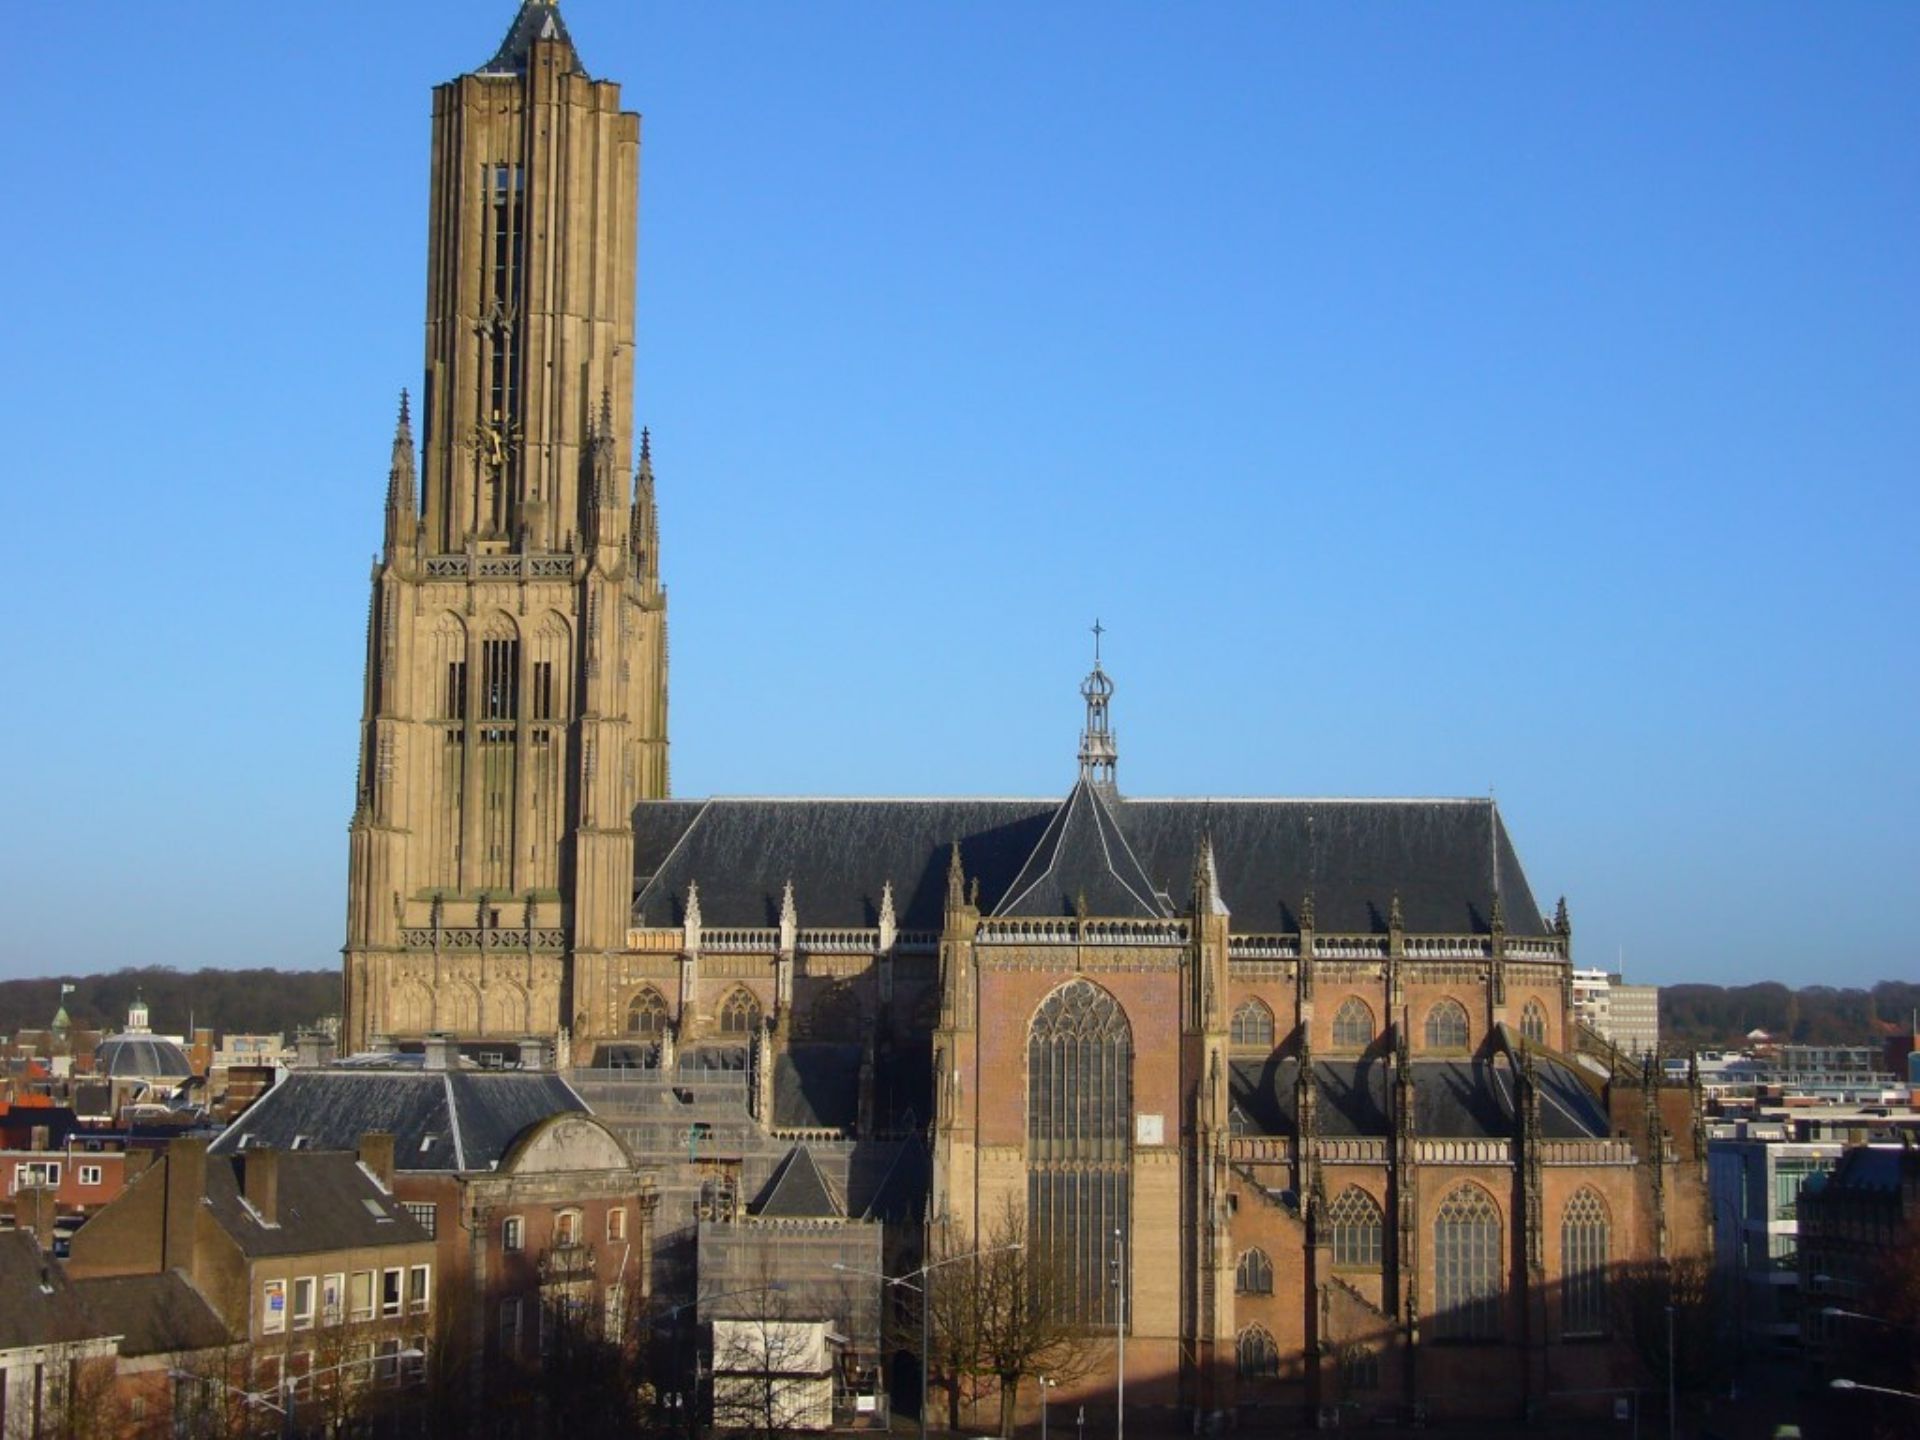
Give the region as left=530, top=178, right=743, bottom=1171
left=343, top=1, right=667, bottom=1053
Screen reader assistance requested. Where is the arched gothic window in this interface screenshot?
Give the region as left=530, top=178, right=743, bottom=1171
left=1424, top=999, right=1471, bottom=1051
left=1328, top=1186, right=1384, bottom=1269
left=1235, top=1248, right=1273, bottom=1295
left=1331, top=997, right=1374, bottom=1050
left=626, top=989, right=668, bottom=1036
left=1561, top=1188, right=1610, bottom=1335
left=1338, top=1346, right=1379, bottom=1393
left=1520, top=999, right=1549, bottom=1046
left=1230, top=999, right=1275, bottom=1050
left=1433, top=1184, right=1502, bottom=1340
left=719, top=989, right=762, bottom=1036
left=1028, top=979, right=1132, bottom=1326
left=1236, top=1325, right=1279, bottom=1379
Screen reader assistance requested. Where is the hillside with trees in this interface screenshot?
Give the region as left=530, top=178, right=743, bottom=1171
left=1659, top=980, right=1920, bottom=1050
left=0, top=967, right=338, bottom=1040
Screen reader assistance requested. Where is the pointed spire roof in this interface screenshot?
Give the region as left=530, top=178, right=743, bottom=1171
left=480, top=2, right=585, bottom=78
left=386, top=389, right=417, bottom=513
left=752, top=1143, right=844, bottom=1220
left=1191, top=833, right=1228, bottom=918
left=994, top=777, right=1167, bottom=920
left=1077, top=620, right=1119, bottom=796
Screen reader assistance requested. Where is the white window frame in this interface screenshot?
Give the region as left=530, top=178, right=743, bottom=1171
left=502, top=1215, right=524, bottom=1253
left=381, top=1267, right=404, bottom=1319
left=322, top=1272, right=345, bottom=1326
left=262, top=1278, right=287, bottom=1336
left=292, top=1276, right=316, bottom=1330
left=408, top=1264, right=431, bottom=1315
left=349, top=1269, right=376, bottom=1323
left=12, top=1160, right=61, bottom=1193
left=607, top=1206, right=626, bottom=1242
left=77, top=1164, right=104, bottom=1187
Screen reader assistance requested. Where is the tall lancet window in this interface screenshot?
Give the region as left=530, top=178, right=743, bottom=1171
left=1028, top=978, right=1132, bottom=1326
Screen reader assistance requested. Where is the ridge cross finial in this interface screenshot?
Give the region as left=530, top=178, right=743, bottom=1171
left=1092, top=617, right=1105, bottom=665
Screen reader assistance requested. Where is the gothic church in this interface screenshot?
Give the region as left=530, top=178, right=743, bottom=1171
left=344, top=4, right=1707, bottom=1425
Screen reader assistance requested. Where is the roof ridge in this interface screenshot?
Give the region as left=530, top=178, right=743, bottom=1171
left=633, top=797, right=715, bottom=914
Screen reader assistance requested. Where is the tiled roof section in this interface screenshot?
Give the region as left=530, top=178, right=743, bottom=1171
left=1822, top=1145, right=1911, bottom=1194
left=752, top=1144, right=844, bottom=1220
left=631, top=794, right=1545, bottom=935
left=0, top=1231, right=97, bottom=1352
left=632, top=799, right=1057, bottom=930
left=480, top=1, right=584, bottom=76
left=1119, top=798, right=1545, bottom=935
left=209, top=1070, right=585, bottom=1174
left=75, top=1271, right=228, bottom=1356
left=1227, top=1057, right=1607, bottom=1140
left=995, top=779, right=1168, bottom=919
left=205, top=1151, right=430, bottom=1259
left=774, top=1045, right=861, bottom=1131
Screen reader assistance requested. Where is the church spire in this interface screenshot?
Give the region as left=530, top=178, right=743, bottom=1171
left=482, top=1, right=583, bottom=77
left=1077, top=620, right=1118, bottom=797
left=384, top=389, right=417, bottom=554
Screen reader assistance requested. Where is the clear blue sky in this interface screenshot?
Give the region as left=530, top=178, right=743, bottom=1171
left=3, top=3, right=1914, bottom=989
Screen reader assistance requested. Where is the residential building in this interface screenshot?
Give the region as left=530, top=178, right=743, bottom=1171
left=1798, top=1144, right=1920, bottom=1358
left=1571, top=969, right=1658, bottom=1056
left=210, top=1043, right=655, bottom=1407
left=66, top=1136, right=437, bottom=1423
left=0, top=1231, right=118, bottom=1438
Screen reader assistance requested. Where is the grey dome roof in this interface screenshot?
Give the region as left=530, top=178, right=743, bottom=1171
left=95, top=1035, right=192, bottom=1080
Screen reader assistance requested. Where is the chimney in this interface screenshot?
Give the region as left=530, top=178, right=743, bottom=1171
left=16, top=1186, right=57, bottom=1250
left=295, top=1032, right=337, bottom=1069
left=359, top=1132, right=396, bottom=1191
left=162, top=1136, right=208, bottom=1272
left=423, top=1033, right=458, bottom=1071
left=29, top=1125, right=50, bottom=1152
left=517, top=1036, right=548, bottom=1071
left=242, top=1149, right=281, bottom=1225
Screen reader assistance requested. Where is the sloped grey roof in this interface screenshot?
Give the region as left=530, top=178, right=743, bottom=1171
left=847, top=1139, right=928, bottom=1223
left=75, top=1271, right=228, bottom=1356
left=752, top=1144, right=843, bottom=1220
left=774, top=1045, right=860, bottom=1131
left=995, top=779, right=1168, bottom=919
left=632, top=794, right=1545, bottom=936
left=210, top=1069, right=586, bottom=1173
left=479, top=0, right=583, bottom=76
left=1228, top=1057, right=1607, bottom=1140
left=0, top=1231, right=97, bottom=1352
left=204, top=1151, right=430, bottom=1259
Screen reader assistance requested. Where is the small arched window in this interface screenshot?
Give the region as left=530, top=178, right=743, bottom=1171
left=1331, top=997, right=1374, bottom=1050
left=1424, top=999, right=1470, bottom=1051
left=1562, top=1188, right=1610, bottom=1335
left=719, top=989, right=762, bottom=1036
left=626, top=988, right=668, bottom=1036
left=1338, top=1346, right=1379, bottom=1393
left=1236, top=1326, right=1280, bottom=1379
left=1433, top=1184, right=1502, bottom=1340
left=1235, top=1248, right=1273, bottom=1295
left=553, top=1208, right=582, bottom=1248
left=1230, top=999, right=1275, bottom=1050
left=1328, top=1186, right=1384, bottom=1268
left=1520, top=1000, right=1549, bottom=1045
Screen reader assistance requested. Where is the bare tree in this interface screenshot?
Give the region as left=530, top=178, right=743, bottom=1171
left=926, top=1198, right=1096, bottom=1438
left=1614, top=1256, right=1735, bottom=1424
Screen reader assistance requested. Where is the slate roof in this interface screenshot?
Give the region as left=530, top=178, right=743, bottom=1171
left=479, top=0, right=584, bottom=76
left=1228, top=1057, right=1608, bottom=1140
left=633, top=794, right=1546, bottom=936
left=210, top=1069, right=586, bottom=1174
left=203, top=1151, right=430, bottom=1259
left=0, top=1231, right=97, bottom=1353
left=752, top=1144, right=844, bottom=1220
left=995, top=779, right=1167, bottom=919
left=846, top=1139, right=928, bottom=1223
left=74, top=1271, right=228, bottom=1356
left=774, top=1045, right=861, bottom=1131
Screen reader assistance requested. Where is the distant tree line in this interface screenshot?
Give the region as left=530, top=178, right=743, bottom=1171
left=0, top=966, right=339, bottom=1040
left=1660, top=979, right=1920, bottom=1050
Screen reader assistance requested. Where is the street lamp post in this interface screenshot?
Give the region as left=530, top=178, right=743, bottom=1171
left=834, top=1241, right=1022, bottom=1440
left=1112, top=1229, right=1126, bottom=1440
left=1830, top=1378, right=1920, bottom=1403
left=1040, top=1376, right=1056, bottom=1440
left=1665, top=1303, right=1675, bottom=1440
